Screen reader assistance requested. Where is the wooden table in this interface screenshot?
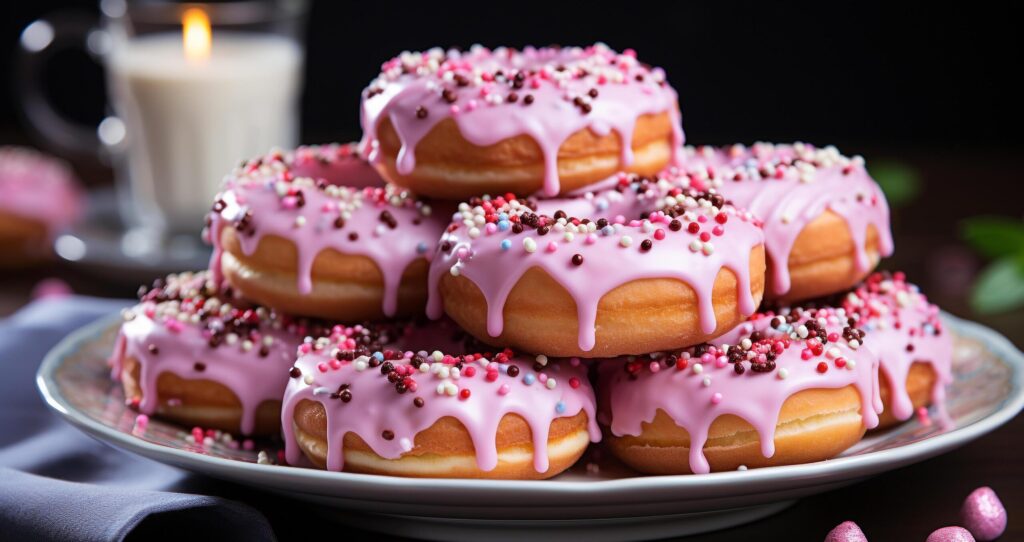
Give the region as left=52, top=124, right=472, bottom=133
left=4, top=147, right=1022, bottom=541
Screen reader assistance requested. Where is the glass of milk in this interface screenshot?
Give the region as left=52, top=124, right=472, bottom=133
left=17, top=0, right=308, bottom=237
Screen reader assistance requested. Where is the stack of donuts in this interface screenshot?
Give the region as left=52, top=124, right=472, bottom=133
left=109, top=43, right=954, bottom=479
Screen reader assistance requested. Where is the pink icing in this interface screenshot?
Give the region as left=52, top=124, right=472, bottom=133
left=680, top=143, right=894, bottom=298
left=109, top=271, right=323, bottom=435
left=206, top=144, right=448, bottom=317
left=0, top=146, right=83, bottom=236
left=360, top=44, right=684, bottom=197
left=280, top=321, right=600, bottom=473
left=600, top=305, right=882, bottom=474
left=841, top=272, right=953, bottom=427
left=427, top=180, right=765, bottom=354
left=533, top=171, right=678, bottom=219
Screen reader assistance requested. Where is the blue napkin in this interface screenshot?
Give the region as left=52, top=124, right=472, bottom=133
left=0, top=297, right=274, bottom=542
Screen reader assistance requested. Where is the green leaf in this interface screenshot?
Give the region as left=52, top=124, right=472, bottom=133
left=960, top=216, right=1024, bottom=259
left=970, top=257, right=1024, bottom=314
left=871, top=161, right=921, bottom=208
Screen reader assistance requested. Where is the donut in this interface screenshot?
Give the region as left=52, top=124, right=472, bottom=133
left=599, top=305, right=882, bottom=474
left=360, top=44, right=683, bottom=199
left=0, top=146, right=82, bottom=267
left=110, top=271, right=328, bottom=435
left=680, top=142, right=894, bottom=302
left=281, top=321, right=599, bottom=479
left=840, top=271, right=953, bottom=428
left=207, top=143, right=448, bottom=321
left=427, top=176, right=766, bottom=358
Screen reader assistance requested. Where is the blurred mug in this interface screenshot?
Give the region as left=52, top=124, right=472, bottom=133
left=16, top=0, right=308, bottom=235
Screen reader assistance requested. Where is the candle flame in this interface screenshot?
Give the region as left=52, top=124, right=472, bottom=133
left=182, top=8, right=211, bottom=61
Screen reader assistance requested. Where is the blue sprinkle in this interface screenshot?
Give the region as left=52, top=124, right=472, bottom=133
left=498, top=212, right=509, bottom=221
left=500, top=239, right=512, bottom=251
left=596, top=200, right=609, bottom=211
left=372, top=352, right=385, bottom=361
left=601, top=225, right=615, bottom=236
left=523, top=374, right=536, bottom=386
left=555, top=401, right=566, bottom=414
left=498, top=220, right=510, bottom=231
left=416, top=242, right=428, bottom=254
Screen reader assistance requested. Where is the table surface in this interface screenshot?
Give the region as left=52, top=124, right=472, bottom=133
left=4, top=146, right=1023, bottom=541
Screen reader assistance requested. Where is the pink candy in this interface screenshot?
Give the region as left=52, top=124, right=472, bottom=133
left=926, top=527, right=976, bottom=542
left=961, top=487, right=1007, bottom=541
left=824, top=521, right=868, bottom=542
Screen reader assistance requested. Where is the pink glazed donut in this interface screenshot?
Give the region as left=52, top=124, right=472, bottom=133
left=599, top=304, right=882, bottom=474
left=207, top=143, right=449, bottom=322
left=842, top=271, right=954, bottom=429
left=282, top=321, right=600, bottom=479
left=0, top=146, right=82, bottom=266
left=360, top=44, right=683, bottom=199
left=681, top=142, right=894, bottom=302
left=428, top=175, right=766, bottom=358
left=110, top=271, right=328, bottom=436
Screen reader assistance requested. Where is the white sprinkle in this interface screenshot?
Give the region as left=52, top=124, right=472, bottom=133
left=619, top=235, right=633, bottom=248
left=778, top=368, right=789, bottom=380
left=303, top=375, right=314, bottom=385
left=535, top=354, right=549, bottom=366
left=702, top=376, right=712, bottom=387
left=523, top=237, right=537, bottom=253
left=257, top=451, right=270, bottom=464
left=693, top=363, right=704, bottom=374
left=546, top=378, right=557, bottom=389
left=689, top=240, right=702, bottom=252
left=294, top=216, right=306, bottom=227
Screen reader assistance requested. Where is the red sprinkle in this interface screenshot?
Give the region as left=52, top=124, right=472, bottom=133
left=816, top=362, right=828, bottom=373
left=459, top=389, right=471, bottom=400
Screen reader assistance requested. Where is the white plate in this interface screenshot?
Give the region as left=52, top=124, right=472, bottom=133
left=37, top=312, right=1024, bottom=541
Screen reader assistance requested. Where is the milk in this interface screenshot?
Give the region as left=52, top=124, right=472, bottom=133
left=108, top=32, right=302, bottom=233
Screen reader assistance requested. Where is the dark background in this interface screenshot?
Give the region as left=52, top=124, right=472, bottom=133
left=2, top=2, right=1024, bottom=541
left=2, top=1, right=1024, bottom=155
